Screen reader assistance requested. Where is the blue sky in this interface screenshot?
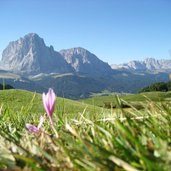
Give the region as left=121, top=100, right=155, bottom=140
left=0, top=0, right=171, bottom=64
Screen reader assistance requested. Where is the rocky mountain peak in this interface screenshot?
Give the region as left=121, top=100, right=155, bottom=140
left=24, top=32, right=40, bottom=38
left=0, top=33, right=112, bottom=76
left=60, top=47, right=112, bottom=75
left=111, top=58, right=171, bottom=71
left=0, top=33, right=73, bottom=75
left=65, top=47, right=88, bottom=54
left=12, top=33, right=46, bottom=50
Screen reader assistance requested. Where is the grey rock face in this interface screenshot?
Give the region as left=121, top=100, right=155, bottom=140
left=60, top=47, right=112, bottom=75
left=0, top=33, right=73, bottom=75
left=111, top=58, right=171, bottom=71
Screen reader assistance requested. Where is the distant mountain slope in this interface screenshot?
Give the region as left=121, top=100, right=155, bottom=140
left=111, top=58, right=171, bottom=71
left=0, top=84, right=14, bottom=90
left=0, top=69, right=46, bottom=93
left=31, top=71, right=169, bottom=99
left=139, top=81, right=171, bottom=93
left=59, top=47, right=112, bottom=76
left=0, top=33, right=73, bottom=75
left=31, top=73, right=107, bottom=99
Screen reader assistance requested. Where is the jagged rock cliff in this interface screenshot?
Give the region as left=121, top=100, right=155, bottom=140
left=111, top=58, right=171, bottom=71
left=60, top=47, right=112, bottom=76
left=0, top=33, right=73, bottom=75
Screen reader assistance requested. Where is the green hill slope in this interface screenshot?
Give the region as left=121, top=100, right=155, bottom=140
left=80, top=91, right=171, bottom=108
left=0, top=89, right=106, bottom=116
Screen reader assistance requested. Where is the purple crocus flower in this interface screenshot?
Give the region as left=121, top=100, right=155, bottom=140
left=26, top=115, right=44, bottom=133
left=42, top=88, right=56, bottom=124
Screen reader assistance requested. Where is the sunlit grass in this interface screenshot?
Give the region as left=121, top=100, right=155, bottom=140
left=0, top=90, right=171, bottom=170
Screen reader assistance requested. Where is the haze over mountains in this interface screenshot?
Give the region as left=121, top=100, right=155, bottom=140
left=0, top=33, right=170, bottom=99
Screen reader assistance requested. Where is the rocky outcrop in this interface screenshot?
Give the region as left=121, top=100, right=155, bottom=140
left=60, top=47, right=112, bottom=76
left=0, top=33, right=73, bottom=75
left=111, top=58, right=171, bottom=71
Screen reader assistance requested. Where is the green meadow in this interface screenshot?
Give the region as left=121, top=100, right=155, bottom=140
left=0, top=89, right=105, bottom=114
left=81, top=91, right=171, bottom=110
left=0, top=89, right=171, bottom=170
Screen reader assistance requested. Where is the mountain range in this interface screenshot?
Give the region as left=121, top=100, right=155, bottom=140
left=0, top=33, right=170, bottom=99
left=0, top=33, right=112, bottom=76
left=111, top=58, right=171, bottom=72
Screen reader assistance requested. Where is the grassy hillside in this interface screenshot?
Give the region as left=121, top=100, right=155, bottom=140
left=0, top=89, right=107, bottom=117
left=80, top=91, right=171, bottom=108
left=30, top=71, right=170, bottom=99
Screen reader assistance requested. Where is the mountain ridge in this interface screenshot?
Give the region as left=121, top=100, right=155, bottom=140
left=0, top=33, right=112, bottom=76
left=59, top=47, right=112, bottom=76
left=0, top=33, right=73, bottom=75
left=111, top=58, right=171, bottom=72
left=1, top=33, right=171, bottom=75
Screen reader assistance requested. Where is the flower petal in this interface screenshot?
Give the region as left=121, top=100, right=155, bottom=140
left=26, top=123, right=40, bottom=133
left=48, top=88, right=56, bottom=109
left=42, top=93, right=49, bottom=115
left=42, top=88, right=56, bottom=121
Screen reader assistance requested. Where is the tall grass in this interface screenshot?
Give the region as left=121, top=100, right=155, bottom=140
left=0, top=94, right=171, bottom=170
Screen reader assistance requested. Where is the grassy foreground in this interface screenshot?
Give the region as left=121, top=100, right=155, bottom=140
left=0, top=90, right=171, bottom=170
